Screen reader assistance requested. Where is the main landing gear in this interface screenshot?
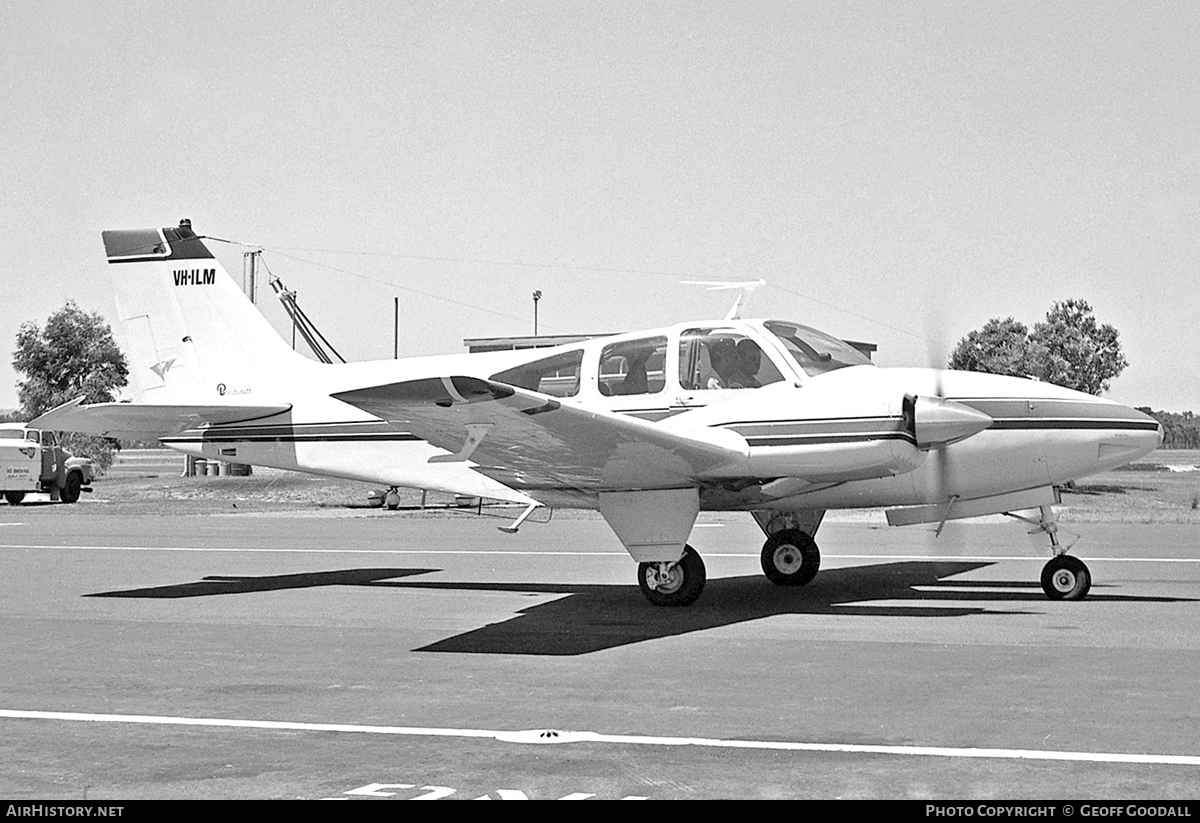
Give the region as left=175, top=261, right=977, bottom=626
left=1008, top=505, right=1091, bottom=601
left=760, top=529, right=821, bottom=586
left=638, top=545, right=706, bottom=607
left=754, top=510, right=825, bottom=589
left=633, top=528, right=823, bottom=607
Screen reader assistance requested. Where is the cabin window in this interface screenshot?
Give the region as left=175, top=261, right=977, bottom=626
left=490, top=349, right=584, bottom=397
left=764, top=320, right=872, bottom=377
left=598, top=337, right=667, bottom=396
left=678, top=329, right=784, bottom=391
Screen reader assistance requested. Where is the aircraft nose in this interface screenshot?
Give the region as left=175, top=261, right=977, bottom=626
left=1042, top=394, right=1163, bottom=481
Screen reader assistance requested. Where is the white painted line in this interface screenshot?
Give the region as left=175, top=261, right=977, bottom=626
left=828, top=555, right=1200, bottom=564
left=2, top=544, right=1198, bottom=564
left=3, top=709, right=1198, bottom=767
left=0, top=543, right=629, bottom=556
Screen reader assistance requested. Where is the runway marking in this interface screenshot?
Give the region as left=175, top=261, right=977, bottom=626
left=3, top=708, right=1199, bottom=767
left=1, top=543, right=1199, bottom=564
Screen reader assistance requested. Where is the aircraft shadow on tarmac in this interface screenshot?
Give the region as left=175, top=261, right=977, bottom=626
left=86, top=561, right=1194, bottom=656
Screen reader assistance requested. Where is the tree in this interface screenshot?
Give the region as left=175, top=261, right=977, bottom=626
left=12, top=300, right=129, bottom=472
left=947, top=317, right=1035, bottom=378
left=1029, top=299, right=1128, bottom=396
left=948, top=299, right=1127, bottom=396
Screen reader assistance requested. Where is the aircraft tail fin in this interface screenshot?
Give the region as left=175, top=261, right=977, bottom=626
left=101, top=220, right=313, bottom=404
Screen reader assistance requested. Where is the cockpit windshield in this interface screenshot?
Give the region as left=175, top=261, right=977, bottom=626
left=764, top=320, right=873, bottom=377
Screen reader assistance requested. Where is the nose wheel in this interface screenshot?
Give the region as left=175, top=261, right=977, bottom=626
left=1041, top=555, right=1091, bottom=600
left=638, top=545, right=706, bottom=607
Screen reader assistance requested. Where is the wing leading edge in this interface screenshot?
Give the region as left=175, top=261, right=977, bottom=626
left=332, top=376, right=751, bottom=493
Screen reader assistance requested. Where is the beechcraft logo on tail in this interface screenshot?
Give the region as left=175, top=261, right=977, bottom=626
left=174, top=268, right=216, bottom=286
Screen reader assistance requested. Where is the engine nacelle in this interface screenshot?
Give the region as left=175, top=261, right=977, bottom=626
left=903, top=394, right=993, bottom=450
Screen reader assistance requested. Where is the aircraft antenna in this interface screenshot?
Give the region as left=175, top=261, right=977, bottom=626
left=680, top=279, right=767, bottom=320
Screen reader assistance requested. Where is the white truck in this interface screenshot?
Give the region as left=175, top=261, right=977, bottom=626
left=0, top=423, right=95, bottom=505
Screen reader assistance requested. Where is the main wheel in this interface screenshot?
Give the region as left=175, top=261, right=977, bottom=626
left=60, top=471, right=83, bottom=504
left=761, top=529, right=820, bottom=586
left=1041, top=555, right=1091, bottom=601
left=3, top=491, right=25, bottom=506
left=637, top=545, right=706, bottom=607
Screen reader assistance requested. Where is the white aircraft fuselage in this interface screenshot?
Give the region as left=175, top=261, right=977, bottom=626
left=35, top=222, right=1163, bottom=606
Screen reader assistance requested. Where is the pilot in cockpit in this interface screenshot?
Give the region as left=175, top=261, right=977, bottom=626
left=729, top=339, right=762, bottom=388
left=706, top=337, right=763, bottom=389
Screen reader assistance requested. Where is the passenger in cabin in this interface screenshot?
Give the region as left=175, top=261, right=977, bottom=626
left=614, top=350, right=651, bottom=395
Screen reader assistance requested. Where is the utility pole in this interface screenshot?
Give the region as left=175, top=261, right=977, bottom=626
left=394, top=297, right=399, bottom=359
left=532, top=289, right=542, bottom=336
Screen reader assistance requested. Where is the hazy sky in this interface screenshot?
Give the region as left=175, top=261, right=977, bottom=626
left=2, top=1, right=1197, bottom=412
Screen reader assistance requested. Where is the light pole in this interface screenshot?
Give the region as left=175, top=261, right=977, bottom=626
left=532, top=289, right=542, bottom=336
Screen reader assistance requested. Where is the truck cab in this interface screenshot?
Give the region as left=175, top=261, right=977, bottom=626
left=0, top=423, right=95, bottom=505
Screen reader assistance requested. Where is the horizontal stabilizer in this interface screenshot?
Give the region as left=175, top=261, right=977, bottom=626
left=30, top=396, right=292, bottom=438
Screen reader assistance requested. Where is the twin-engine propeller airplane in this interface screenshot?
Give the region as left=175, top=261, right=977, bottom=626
left=36, top=220, right=1163, bottom=607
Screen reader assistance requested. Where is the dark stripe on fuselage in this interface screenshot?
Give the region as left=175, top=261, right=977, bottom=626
left=725, top=416, right=914, bottom=448
left=162, top=434, right=422, bottom=445
left=160, top=420, right=422, bottom=446
left=955, top=398, right=1147, bottom=421
left=954, top=397, right=1159, bottom=432
left=986, top=419, right=1160, bottom=431
left=719, top=398, right=1157, bottom=451
left=743, top=432, right=918, bottom=448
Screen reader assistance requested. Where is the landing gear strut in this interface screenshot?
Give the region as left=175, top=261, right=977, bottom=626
left=1008, top=505, right=1091, bottom=601
left=637, top=545, right=706, bottom=607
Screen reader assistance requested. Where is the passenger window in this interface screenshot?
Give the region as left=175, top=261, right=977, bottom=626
left=679, top=329, right=783, bottom=391
left=491, top=349, right=584, bottom=397
left=598, top=337, right=667, bottom=396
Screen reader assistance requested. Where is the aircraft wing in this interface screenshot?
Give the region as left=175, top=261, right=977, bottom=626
left=30, top=396, right=292, bottom=438
left=332, top=376, right=750, bottom=492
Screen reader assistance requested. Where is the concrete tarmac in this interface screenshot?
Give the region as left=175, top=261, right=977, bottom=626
left=1, top=505, right=1199, bottom=799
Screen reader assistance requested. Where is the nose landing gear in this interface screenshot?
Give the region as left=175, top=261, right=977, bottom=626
left=1007, top=505, right=1091, bottom=601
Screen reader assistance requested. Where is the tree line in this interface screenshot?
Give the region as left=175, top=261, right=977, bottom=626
left=1139, top=409, right=1200, bottom=450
